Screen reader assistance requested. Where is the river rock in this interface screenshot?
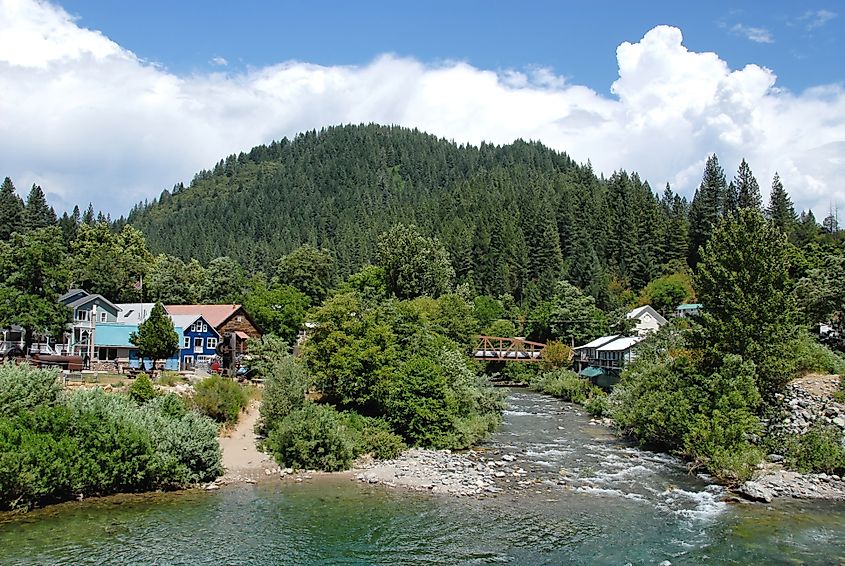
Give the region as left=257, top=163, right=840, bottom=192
left=736, top=481, right=774, bottom=503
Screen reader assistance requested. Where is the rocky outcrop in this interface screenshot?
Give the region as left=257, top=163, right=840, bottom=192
left=737, top=468, right=845, bottom=502
left=765, top=375, right=845, bottom=437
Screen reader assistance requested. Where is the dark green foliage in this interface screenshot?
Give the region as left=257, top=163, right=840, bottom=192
left=639, top=272, right=694, bottom=315
left=274, top=244, right=333, bottom=303
left=242, top=279, right=309, bottom=344
left=694, top=209, right=798, bottom=400
left=0, top=228, right=71, bottom=349
left=145, top=254, right=208, bottom=304
left=792, top=331, right=845, bottom=375
left=384, top=356, right=455, bottom=447
left=205, top=256, right=247, bottom=303
left=528, top=280, right=606, bottom=344
left=688, top=154, right=727, bottom=267
left=0, top=177, right=24, bottom=240
left=340, top=412, right=406, bottom=460
left=23, top=184, right=56, bottom=232
left=130, top=302, right=179, bottom=371
left=265, top=402, right=354, bottom=471
left=70, top=223, right=152, bottom=302
left=128, top=373, right=157, bottom=405
left=192, top=376, right=248, bottom=425
left=766, top=173, right=797, bottom=235
left=0, top=370, right=221, bottom=511
left=734, top=159, right=762, bottom=211
left=776, top=423, right=845, bottom=475
left=377, top=224, right=454, bottom=299
left=256, top=345, right=311, bottom=436
left=794, top=254, right=845, bottom=329
left=612, top=348, right=763, bottom=484
left=530, top=369, right=603, bottom=404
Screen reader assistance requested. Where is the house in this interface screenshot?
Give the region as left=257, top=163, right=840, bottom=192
left=92, top=323, right=180, bottom=372
left=165, top=304, right=261, bottom=353
left=573, top=334, right=645, bottom=389
left=675, top=303, right=703, bottom=318
left=114, top=303, right=156, bottom=325
left=626, top=305, right=668, bottom=336
left=169, top=314, right=221, bottom=370
left=59, top=289, right=122, bottom=357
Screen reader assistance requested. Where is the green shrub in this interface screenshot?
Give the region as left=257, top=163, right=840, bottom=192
left=793, top=331, right=845, bottom=376
left=157, top=371, right=184, bottom=386
left=128, top=373, right=157, bottom=405
left=385, top=356, right=455, bottom=448
left=266, top=403, right=354, bottom=471
left=779, top=423, right=845, bottom=475
left=0, top=387, right=223, bottom=510
left=530, top=369, right=596, bottom=404
left=258, top=354, right=310, bottom=436
left=584, top=392, right=609, bottom=418
left=192, top=376, right=247, bottom=425
left=0, top=363, right=61, bottom=417
left=340, top=412, right=406, bottom=460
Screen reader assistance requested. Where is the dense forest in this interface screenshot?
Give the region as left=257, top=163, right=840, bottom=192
left=125, top=124, right=841, bottom=310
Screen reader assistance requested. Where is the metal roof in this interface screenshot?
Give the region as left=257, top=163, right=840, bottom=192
left=626, top=305, right=668, bottom=325
left=676, top=303, right=703, bottom=310
left=596, top=336, right=644, bottom=352
left=579, top=366, right=604, bottom=378
left=574, top=334, right=620, bottom=350
left=165, top=304, right=245, bottom=328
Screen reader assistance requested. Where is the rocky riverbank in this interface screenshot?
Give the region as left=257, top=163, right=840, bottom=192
left=736, top=374, right=845, bottom=502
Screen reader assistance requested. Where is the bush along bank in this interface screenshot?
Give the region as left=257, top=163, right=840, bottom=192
left=528, top=368, right=610, bottom=419
left=0, top=362, right=222, bottom=511
left=252, top=292, right=505, bottom=473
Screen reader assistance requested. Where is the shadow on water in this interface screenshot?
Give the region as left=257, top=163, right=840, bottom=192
left=1, top=390, right=844, bottom=565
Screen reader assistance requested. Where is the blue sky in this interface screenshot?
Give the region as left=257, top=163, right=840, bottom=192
left=58, top=1, right=843, bottom=94
left=0, top=0, right=842, bottom=216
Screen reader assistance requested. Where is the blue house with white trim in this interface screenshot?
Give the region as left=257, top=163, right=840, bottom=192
left=93, top=323, right=181, bottom=371
left=169, top=314, right=221, bottom=370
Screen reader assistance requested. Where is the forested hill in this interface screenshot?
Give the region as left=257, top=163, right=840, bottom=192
left=127, top=123, right=688, bottom=305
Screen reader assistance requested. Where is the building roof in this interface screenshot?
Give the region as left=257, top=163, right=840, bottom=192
left=169, top=314, right=220, bottom=337
left=596, top=336, right=644, bottom=352
left=165, top=304, right=244, bottom=328
left=59, top=289, right=87, bottom=303
left=66, top=293, right=121, bottom=312
left=115, top=303, right=156, bottom=324
left=626, top=305, right=668, bottom=325
left=676, top=303, right=703, bottom=310
left=574, top=335, right=621, bottom=350
left=95, top=323, right=184, bottom=347
left=579, top=366, right=605, bottom=378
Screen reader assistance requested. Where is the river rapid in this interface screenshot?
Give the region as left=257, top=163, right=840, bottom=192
left=2, top=390, right=844, bottom=565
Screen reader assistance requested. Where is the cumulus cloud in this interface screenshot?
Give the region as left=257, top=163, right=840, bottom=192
left=210, top=56, right=227, bottom=66
left=0, top=1, right=843, bottom=219
left=730, top=23, right=774, bottom=44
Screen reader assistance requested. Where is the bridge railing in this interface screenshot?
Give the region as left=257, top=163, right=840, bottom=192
left=472, top=336, right=546, bottom=362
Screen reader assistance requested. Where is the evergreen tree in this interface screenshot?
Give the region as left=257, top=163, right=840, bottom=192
left=765, top=173, right=797, bottom=235
left=724, top=181, right=738, bottom=215
left=694, top=209, right=797, bottom=401
left=377, top=224, right=454, bottom=299
left=0, top=177, right=24, bottom=240
left=688, top=154, right=727, bottom=267
left=734, top=159, right=762, bottom=211
left=130, top=302, right=179, bottom=371
left=23, top=184, right=55, bottom=232
left=274, top=245, right=334, bottom=304
left=82, top=203, right=95, bottom=225
left=794, top=210, right=819, bottom=247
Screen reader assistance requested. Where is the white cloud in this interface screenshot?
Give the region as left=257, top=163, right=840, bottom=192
left=730, top=23, right=774, bottom=44
left=210, top=56, right=227, bottom=67
left=800, top=9, right=837, bottom=30
left=0, top=2, right=843, bottom=220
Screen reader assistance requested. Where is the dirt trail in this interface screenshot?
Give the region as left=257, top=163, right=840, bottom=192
left=219, top=400, right=274, bottom=481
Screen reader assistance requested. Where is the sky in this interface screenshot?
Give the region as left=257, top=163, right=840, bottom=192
left=0, top=0, right=843, bottom=217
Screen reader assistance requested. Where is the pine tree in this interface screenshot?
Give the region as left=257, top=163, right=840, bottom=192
left=688, top=154, right=727, bottom=267
left=82, top=203, right=95, bottom=225
left=765, top=173, right=797, bottom=235
left=734, top=159, right=762, bottom=211
left=724, top=181, right=738, bottom=215
left=0, top=177, right=24, bottom=240
left=23, top=184, right=55, bottom=232
left=130, top=302, right=179, bottom=371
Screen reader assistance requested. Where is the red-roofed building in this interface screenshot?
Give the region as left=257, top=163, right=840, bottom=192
left=165, top=304, right=261, bottom=352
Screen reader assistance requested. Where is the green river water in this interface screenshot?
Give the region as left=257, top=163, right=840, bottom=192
left=2, top=390, right=843, bottom=565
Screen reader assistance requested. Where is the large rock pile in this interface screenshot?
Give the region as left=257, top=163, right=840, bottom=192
left=766, top=375, right=845, bottom=436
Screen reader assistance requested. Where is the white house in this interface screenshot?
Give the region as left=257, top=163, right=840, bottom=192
left=626, top=305, right=668, bottom=336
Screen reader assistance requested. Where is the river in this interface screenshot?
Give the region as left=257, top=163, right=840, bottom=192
left=1, top=390, right=843, bottom=565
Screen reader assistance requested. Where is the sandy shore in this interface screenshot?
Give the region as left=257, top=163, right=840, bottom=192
left=217, top=401, right=275, bottom=482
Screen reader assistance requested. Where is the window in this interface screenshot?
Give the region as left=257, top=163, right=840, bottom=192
left=100, top=311, right=107, bottom=322
left=194, top=337, right=203, bottom=351
left=236, top=315, right=242, bottom=322
left=207, top=337, right=218, bottom=350
left=76, top=310, right=89, bottom=322
left=184, top=355, right=194, bottom=367
left=183, top=337, right=190, bottom=349
left=95, top=347, right=117, bottom=361
left=202, top=323, right=208, bottom=333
